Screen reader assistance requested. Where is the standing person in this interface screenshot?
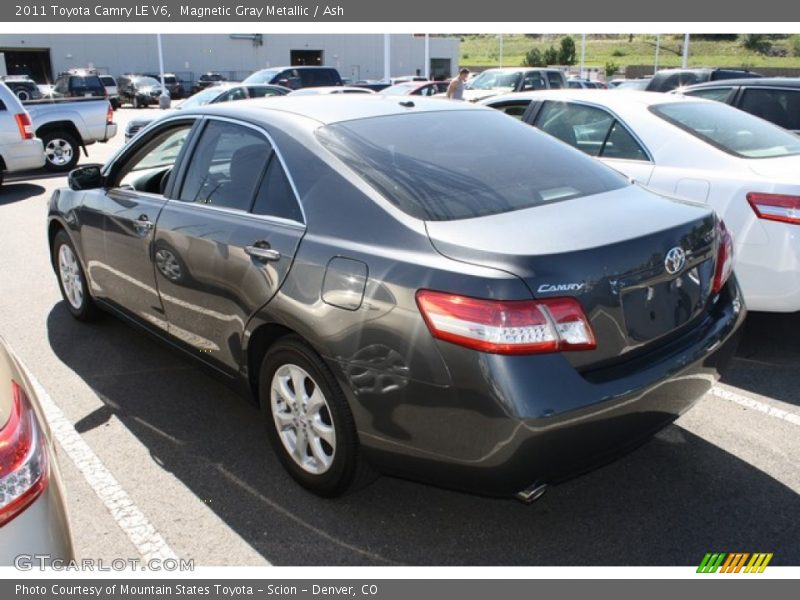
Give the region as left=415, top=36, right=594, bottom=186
left=446, top=68, right=470, bottom=100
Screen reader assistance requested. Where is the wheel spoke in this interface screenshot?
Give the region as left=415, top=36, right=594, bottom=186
left=294, top=428, right=308, bottom=464
left=291, top=368, right=307, bottom=410
left=311, top=418, right=335, bottom=448
left=307, top=388, right=325, bottom=415
left=273, top=408, right=294, bottom=430
left=309, top=437, right=332, bottom=469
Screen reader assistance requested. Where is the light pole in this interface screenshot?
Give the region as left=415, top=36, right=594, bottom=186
left=156, top=33, right=170, bottom=109
left=580, top=33, right=586, bottom=79
left=384, top=34, right=391, bottom=82
left=682, top=33, right=690, bottom=69
left=654, top=34, right=661, bottom=74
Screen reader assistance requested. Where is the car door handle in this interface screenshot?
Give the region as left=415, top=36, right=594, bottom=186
left=137, top=215, right=154, bottom=229
left=245, top=244, right=281, bottom=262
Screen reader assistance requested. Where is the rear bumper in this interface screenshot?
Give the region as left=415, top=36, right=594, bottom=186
left=735, top=232, right=800, bottom=312
left=351, top=280, right=745, bottom=497
left=2, top=138, right=45, bottom=172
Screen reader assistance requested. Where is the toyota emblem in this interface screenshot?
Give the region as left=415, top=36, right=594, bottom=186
left=664, top=247, right=686, bottom=275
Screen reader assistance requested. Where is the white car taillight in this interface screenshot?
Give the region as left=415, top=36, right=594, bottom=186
left=416, top=290, right=596, bottom=355
left=14, top=113, right=34, bottom=140
left=712, top=219, right=734, bottom=295
left=0, top=381, right=49, bottom=527
left=106, top=104, right=114, bottom=125
left=747, top=192, right=800, bottom=226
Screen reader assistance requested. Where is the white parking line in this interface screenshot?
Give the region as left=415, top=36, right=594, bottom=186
left=711, top=386, right=800, bottom=428
left=21, top=361, right=178, bottom=562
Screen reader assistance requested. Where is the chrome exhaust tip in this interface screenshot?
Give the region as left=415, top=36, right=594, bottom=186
left=515, top=482, right=548, bottom=504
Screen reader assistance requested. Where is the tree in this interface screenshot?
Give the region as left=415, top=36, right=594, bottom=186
left=543, top=46, right=559, bottom=66
left=605, top=61, right=619, bottom=78
left=559, top=36, right=577, bottom=66
left=523, top=48, right=545, bottom=67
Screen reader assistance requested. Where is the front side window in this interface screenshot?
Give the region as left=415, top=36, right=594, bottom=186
left=651, top=101, right=800, bottom=158
left=466, top=70, right=522, bottom=92
left=489, top=100, right=532, bottom=120
left=218, top=87, right=248, bottom=103
left=521, top=72, right=545, bottom=91
left=248, top=86, right=285, bottom=99
left=316, top=109, right=627, bottom=221
left=116, top=124, right=194, bottom=193
left=546, top=71, right=565, bottom=89
left=179, top=120, right=272, bottom=211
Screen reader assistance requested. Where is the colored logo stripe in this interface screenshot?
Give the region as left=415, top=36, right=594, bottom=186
left=697, top=552, right=773, bottom=573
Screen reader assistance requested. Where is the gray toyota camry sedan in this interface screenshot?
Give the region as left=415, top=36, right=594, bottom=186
left=48, top=96, right=744, bottom=500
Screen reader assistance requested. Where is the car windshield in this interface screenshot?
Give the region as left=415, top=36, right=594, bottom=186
left=243, top=69, right=280, bottom=84
left=177, top=87, right=222, bottom=109
left=467, top=70, right=522, bottom=91
left=316, top=110, right=628, bottom=221
left=135, top=77, right=161, bottom=88
left=651, top=101, right=800, bottom=158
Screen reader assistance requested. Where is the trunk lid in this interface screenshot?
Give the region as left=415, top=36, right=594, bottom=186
left=747, top=155, right=800, bottom=183
left=425, top=185, right=718, bottom=368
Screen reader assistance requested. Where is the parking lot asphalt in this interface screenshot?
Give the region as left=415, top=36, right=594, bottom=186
left=1, top=107, right=798, bottom=566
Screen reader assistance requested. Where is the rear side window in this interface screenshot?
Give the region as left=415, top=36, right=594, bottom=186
left=651, top=101, right=800, bottom=158
left=300, top=69, right=337, bottom=87
left=534, top=101, right=649, bottom=161
left=179, top=121, right=272, bottom=211
left=546, top=71, right=565, bottom=89
left=739, top=88, right=800, bottom=131
left=252, top=157, right=303, bottom=222
left=316, top=110, right=627, bottom=221
left=489, top=99, right=532, bottom=119
left=521, top=72, right=545, bottom=91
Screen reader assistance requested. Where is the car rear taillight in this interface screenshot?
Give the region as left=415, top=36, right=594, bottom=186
left=712, top=219, right=734, bottom=295
left=416, top=290, right=596, bottom=355
left=0, top=381, right=49, bottom=527
left=14, top=113, right=33, bottom=140
left=106, top=104, right=114, bottom=125
left=747, top=192, right=800, bottom=225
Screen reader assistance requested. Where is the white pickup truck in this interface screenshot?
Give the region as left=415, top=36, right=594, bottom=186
left=24, top=96, right=118, bottom=172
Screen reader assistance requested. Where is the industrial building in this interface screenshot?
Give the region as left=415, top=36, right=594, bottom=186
left=0, top=33, right=460, bottom=86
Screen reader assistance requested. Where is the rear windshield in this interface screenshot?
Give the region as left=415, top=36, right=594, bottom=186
left=651, top=101, right=800, bottom=158
left=99, top=76, right=115, bottom=86
left=243, top=69, right=280, bottom=84
left=316, top=109, right=628, bottom=221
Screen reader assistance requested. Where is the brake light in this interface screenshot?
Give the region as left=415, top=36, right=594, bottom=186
left=0, top=381, right=49, bottom=527
left=14, top=113, right=33, bottom=140
left=106, top=103, right=114, bottom=125
left=416, top=290, right=596, bottom=355
left=747, top=192, right=800, bottom=225
left=712, top=219, right=734, bottom=295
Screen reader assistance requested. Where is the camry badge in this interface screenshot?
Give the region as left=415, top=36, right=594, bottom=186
left=664, top=247, right=686, bottom=275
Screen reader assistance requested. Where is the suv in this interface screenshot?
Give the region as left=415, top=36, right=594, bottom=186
left=645, top=68, right=762, bottom=93
left=143, top=73, right=185, bottom=99
left=117, top=74, right=166, bottom=108
left=462, top=68, right=567, bottom=102
left=243, top=66, right=343, bottom=90
left=680, top=77, right=800, bottom=134
left=52, top=69, right=106, bottom=99
left=191, top=72, right=227, bottom=94
left=0, top=76, right=42, bottom=102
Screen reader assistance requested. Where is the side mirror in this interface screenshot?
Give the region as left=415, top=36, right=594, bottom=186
left=68, top=164, right=104, bottom=191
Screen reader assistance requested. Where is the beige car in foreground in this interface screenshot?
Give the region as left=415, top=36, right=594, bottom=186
left=0, top=336, right=73, bottom=565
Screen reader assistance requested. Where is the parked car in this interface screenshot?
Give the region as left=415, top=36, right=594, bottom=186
left=243, top=66, right=343, bottom=90
left=378, top=81, right=450, bottom=97
left=645, top=68, right=761, bottom=93
left=568, top=79, right=603, bottom=89
left=51, top=69, right=107, bottom=99
left=461, top=67, right=567, bottom=102
left=0, top=335, right=75, bottom=564
left=191, top=72, right=227, bottom=94
left=117, top=75, right=167, bottom=109
left=679, top=77, right=800, bottom=133
left=124, top=83, right=290, bottom=141
left=25, top=95, right=117, bottom=172
left=143, top=73, right=185, bottom=99
left=1, top=75, right=43, bottom=102
left=287, top=86, right=375, bottom=96
left=481, top=89, right=800, bottom=312
left=0, top=83, right=45, bottom=185
left=98, top=75, right=119, bottom=110
left=49, top=97, right=743, bottom=499
left=612, top=78, right=652, bottom=91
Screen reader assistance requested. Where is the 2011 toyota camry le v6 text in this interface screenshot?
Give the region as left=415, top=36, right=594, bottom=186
left=47, top=96, right=745, bottom=501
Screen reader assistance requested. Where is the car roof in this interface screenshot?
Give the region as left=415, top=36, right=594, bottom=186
left=481, top=89, right=712, bottom=110
left=478, top=67, right=561, bottom=73
left=683, top=77, right=800, bottom=90
left=182, top=94, right=487, bottom=126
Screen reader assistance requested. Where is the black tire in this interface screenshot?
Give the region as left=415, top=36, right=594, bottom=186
left=53, top=230, right=99, bottom=321
left=14, top=88, right=30, bottom=102
left=259, top=336, right=376, bottom=497
left=42, top=131, right=80, bottom=172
